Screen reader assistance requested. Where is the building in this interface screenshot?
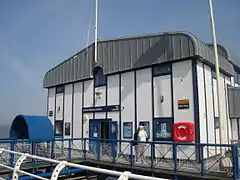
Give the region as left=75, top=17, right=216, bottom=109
left=43, top=31, right=240, bottom=159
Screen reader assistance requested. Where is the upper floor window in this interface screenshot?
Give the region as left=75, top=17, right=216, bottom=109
left=153, top=63, right=171, bottom=77
left=56, top=85, right=64, bottom=94
left=93, top=66, right=106, bottom=87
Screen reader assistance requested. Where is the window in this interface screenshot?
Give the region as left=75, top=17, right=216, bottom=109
left=56, top=85, right=64, bottom=94
left=212, top=70, right=216, bottom=79
left=55, top=121, right=63, bottom=136
left=153, top=63, right=171, bottom=77
left=214, top=117, right=220, bottom=129
left=93, top=66, right=106, bottom=87
left=153, top=118, right=173, bottom=141
left=123, top=122, right=133, bottom=138
left=64, top=122, right=71, bottom=136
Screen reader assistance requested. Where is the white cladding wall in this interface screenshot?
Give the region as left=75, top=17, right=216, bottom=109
left=172, top=60, right=195, bottom=159
left=121, top=72, right=135, bottom=155
left=172, top=61, right=194, bottom=123
left=136, top=68, right=152, bottom=141
left=83, top=80, right=94, bottom=138
left=107, top=74, right=120, bottom=137
left=48, top=88, right=56, bottom=124
left=73, top=82, right=83, bottom=149
left=63, top=84, right=73, bottom=147
left=64, top=84, right=73, bottom=137
left=197, top=62, right=232, bottom=157
left=153, top=75, right=172, bottom=118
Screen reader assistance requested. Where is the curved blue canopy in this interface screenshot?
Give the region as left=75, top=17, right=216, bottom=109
left=9, top=115, right=54, bottom=141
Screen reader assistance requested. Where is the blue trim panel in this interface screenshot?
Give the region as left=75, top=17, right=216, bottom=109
left=82, top=105, right=120, bottom=113
left=62, top=85, right=65, bottom=139
left=119, top=74, right=122, bottom=141
left=93, top=79, right=95, bottom=120
left=151, top=68, right=154, bottom=141
left=54, top=87, right=57, bottom=136
left=47, top=89, right=49, bottom=116
left=105, top=76, right=108, bottom=123
left=71, top=84, right=74, bottom=138
left=82, top=82, right=84, bottom=138
left=134, top=70, right=137, bottom=131
left=170, top=64, right=174, bottom=124
left=192, top=59, right=200, bottom=160
left=202, top=64, right=209, bottom=156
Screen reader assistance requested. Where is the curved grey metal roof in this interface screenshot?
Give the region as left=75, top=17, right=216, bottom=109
left=207, top=44, right=240, bottom=71
left=43, top=31, right=235, bottom=88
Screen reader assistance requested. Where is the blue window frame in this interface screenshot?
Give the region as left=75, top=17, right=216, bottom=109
left=153, top=118, right=173, bottom=141
left=153, top=63, right=171, bottom=77
left=93, top=66, right=106, bottom=87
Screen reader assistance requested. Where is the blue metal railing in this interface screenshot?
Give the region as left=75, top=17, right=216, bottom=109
left=0, top=138, right=238, bottom=179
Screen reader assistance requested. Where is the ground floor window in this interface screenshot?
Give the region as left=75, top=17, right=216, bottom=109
left=153, top=118, right=173, bottom=141
left=55, top=120, right=63, bottom=136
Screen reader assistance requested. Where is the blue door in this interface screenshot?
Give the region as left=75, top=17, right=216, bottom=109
left=89, top=121, right=101, bottom=155
left=109, top=121, right=118, bottom=157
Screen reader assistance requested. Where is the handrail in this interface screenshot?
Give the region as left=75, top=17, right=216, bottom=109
left=0, top=148, right=169, bottom=180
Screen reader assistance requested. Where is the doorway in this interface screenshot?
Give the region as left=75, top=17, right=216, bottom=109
left=89, top=119, right=118, bottom=157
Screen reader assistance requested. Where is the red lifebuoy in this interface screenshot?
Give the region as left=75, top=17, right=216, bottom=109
left=173, top=122, right=195, bottom=142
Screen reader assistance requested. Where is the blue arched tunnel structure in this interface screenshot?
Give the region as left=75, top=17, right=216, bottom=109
left=9, top=115, right=54, bottom=141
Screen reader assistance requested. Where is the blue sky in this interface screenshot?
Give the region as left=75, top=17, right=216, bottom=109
left=0, top=0, right=239, bottom=127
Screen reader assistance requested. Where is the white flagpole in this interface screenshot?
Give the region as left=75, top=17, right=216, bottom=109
left=94, top=0, right=98, bottom=64
left=208, top=0, right=224, bottom=152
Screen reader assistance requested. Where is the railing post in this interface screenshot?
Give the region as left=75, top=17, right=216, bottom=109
left=232, top=144, right=239, bottom=180
left=151, top=142, right=154, bottom=169
left=173, top=142, right=177, bottom=178
left=200, top=144, right=205, bottom=176
left=84, top=139, right=86, bottom=160
left=97, top=139, right=100, bottom=161
left=68, top=140, right=72, bottom=161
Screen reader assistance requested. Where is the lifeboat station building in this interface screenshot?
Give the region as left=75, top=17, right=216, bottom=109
left=43, top=31, right=240, bottom=159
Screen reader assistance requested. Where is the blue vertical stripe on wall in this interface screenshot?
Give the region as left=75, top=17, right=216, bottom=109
left=192, top=59, right=200, bottom=160
left=82, top=82, right=85, bottom=138
left=151, top=68, right=154, bottom=141
left=105, top=76, right=108, bottom=121
left=134, top=70, right=137, bottom=131
left=71, top=84, right=74, bottom=138
left=119, top=74, right=122, bottom=141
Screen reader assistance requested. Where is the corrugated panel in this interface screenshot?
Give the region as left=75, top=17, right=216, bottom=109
left=228, top=87, right=240, bottom=118
left=43, top=31, right=236, bottom=88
